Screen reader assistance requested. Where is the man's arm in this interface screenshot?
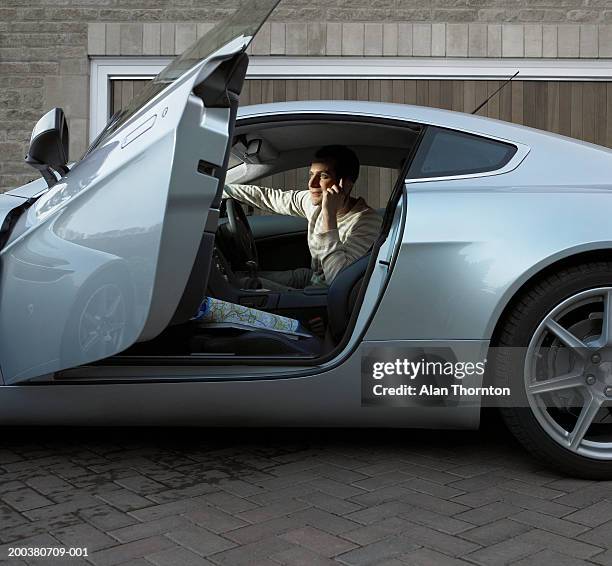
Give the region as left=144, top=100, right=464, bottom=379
left=313, top=210, right=382, bottom=284
left=223, top=184, right=308, bottom=218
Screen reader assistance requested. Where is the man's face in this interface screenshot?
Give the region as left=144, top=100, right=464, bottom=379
left=308, top=160, right=337, bottom=206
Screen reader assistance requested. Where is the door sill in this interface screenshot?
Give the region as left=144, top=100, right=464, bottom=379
left=49, top=354, right=321, bottom=384
left=101, top=353, right=319, bottom=365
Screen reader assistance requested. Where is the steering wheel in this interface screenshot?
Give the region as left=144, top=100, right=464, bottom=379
left=219, top=197, right=258, bottom=270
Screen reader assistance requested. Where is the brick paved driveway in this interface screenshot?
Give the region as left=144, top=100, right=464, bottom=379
left=1, top=412, right=612, bottom=566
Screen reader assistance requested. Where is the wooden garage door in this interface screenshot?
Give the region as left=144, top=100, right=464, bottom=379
left=111, top=79, right=612, bottom=207
left=111, top=78, right=612, bottom=146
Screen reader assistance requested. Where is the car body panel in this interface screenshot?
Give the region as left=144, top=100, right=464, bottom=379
left=0, top=179, right=47, bottom=247
left=0, top=194, right=27, bottom=223
left=4, top=177, right=47, bottom=200
left=366, top=184, right=612, bottom=342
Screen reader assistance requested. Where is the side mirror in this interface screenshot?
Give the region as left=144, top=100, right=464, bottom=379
left=25, top=108, right=70, bottom=188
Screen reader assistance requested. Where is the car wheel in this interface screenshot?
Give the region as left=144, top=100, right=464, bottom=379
left=61, top=268, right=133, bottom=367
left=492, top=261, right=612, bottom=479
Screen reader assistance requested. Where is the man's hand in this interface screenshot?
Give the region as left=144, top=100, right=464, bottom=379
left=320, top=178, right=353, bottom=232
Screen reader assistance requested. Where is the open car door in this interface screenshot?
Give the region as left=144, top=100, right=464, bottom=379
left=0, top=0, right=279, bottom=384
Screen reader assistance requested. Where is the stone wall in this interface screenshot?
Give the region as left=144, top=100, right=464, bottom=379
left=2, top=0, right=612, bottom=192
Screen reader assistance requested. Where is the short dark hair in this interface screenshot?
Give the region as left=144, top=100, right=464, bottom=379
left=314, top=145, right=360, bottom=183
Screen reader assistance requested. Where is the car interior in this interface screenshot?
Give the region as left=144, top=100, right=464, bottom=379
left=120, top=118, right=422, bottom=362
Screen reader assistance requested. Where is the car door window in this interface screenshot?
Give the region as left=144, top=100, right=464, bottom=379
left=408, top=126, right=517, bottom=179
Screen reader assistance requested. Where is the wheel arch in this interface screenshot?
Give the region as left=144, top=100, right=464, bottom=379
left=489, top=247, right=612, bottom=349
left=481, top=247, right=612, bottom=402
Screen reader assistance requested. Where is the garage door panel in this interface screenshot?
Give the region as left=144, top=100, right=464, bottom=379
left=560, top=81, right=572, bottom=136
left=595, top=82, right=607, bottom=146
left=522, top=81, right=535, bottom=126
left=510, top=81, right=523, bottom=123
left=583, top=81, right=597, bottom=143
left=547, top=81, right=560, bottom=133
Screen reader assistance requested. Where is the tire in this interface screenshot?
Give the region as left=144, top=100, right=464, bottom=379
left=492, top=261, right=612, bottom=479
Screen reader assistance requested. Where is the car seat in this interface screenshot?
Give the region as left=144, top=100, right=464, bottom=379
left=190, top=252, right=371, bottom=356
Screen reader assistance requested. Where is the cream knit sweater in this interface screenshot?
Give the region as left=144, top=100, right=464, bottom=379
left=223, top=184, right=382, bottom=285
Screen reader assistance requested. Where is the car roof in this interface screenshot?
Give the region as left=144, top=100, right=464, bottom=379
left=236, top=100, right=611, bottom=154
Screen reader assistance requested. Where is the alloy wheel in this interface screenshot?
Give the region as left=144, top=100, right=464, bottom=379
left=525, top=287, right=612, bottom=459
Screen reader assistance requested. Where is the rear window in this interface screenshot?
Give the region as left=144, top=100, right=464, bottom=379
left=408, top=126, right=517, bottom=179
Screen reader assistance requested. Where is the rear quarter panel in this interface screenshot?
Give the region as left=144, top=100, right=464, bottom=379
left=366, top=137, right=612, bottom=341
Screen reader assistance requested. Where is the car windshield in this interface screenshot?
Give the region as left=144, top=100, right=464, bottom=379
left=86, top=0, right=278, bottom=154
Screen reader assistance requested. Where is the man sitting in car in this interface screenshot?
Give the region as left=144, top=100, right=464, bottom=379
left=223, top=145, right=382, bottom=290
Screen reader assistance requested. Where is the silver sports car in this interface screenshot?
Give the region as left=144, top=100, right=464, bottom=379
left=2, top=0, right=612, bottom=479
